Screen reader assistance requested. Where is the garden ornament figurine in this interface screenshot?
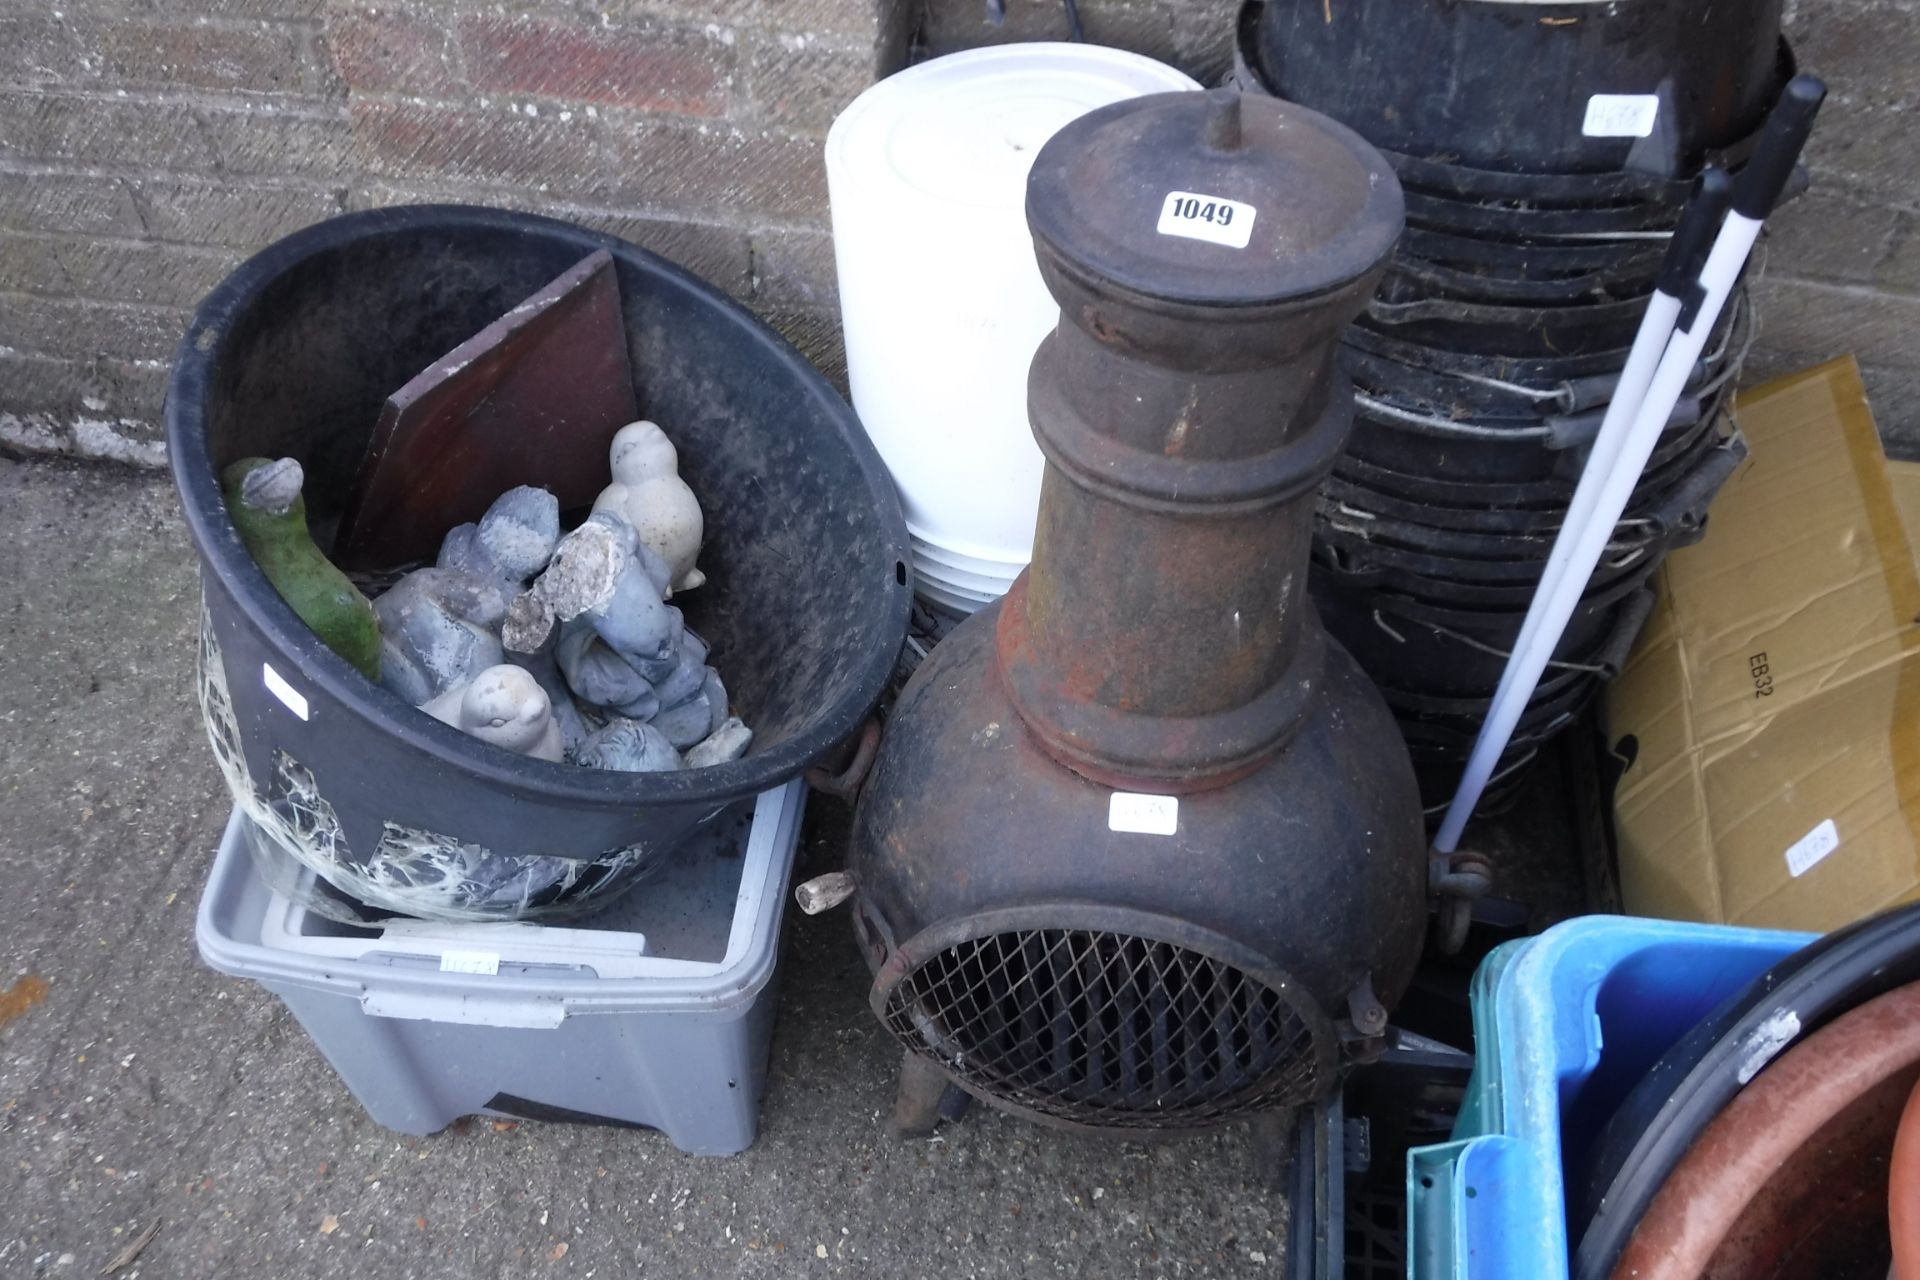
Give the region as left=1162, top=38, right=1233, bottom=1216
left=422, top=664, right=565, bottom=762
left=222, top=456, right=382, bottom=681
left=592, top=420, right=706, bottom=595
left=576, top=718, right=684, bottom=773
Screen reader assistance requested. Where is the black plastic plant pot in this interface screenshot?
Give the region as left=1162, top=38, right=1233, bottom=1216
left=1360, top=289, right=1657, bottom=360
left=1341, top=395, right=1723, bottom=493
left=1320, top=518, right=1666, bottom=598
left=1398, top=225, right=1667, bottom=287
left=1345, top=320, right=1644, bottom=386
left=1316, top=550, right=1660, bottom=626
left=168, top=205, right=912, bottom=919
left=1342, top=313, right=1728, bottom=418
left=1377, top=85, right=1782, bottom=209
left=1307, top=562, right=1658, bottom=696
left=1403, top=189, right=1680, bottom=240
left=1313, top=530, right=1661, bottom=602
left=1380, top=255, right=1655, bottom=309
left=1385, top=146, right=1694, bottom=209
left=1329, top=428, right=1724, bottom=525
left=1316, top=500, right=1672, bottom=565
left=1380, top=661, right=1596, bottom=728
left=1322, top=431, right=1736, bottom=535
left=1398, top=707, right=1582, bottom=759
left=1251, top=0, right=1784, bottom=176
left=1319, top=421, right=1738, bottom=559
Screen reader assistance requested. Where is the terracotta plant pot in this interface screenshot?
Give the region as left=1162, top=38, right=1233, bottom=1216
left=1613, top=981, right=1920, bottom=1280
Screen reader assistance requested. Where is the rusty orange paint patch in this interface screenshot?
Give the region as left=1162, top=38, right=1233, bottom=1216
left=0, top=975, right=50, bottom=1029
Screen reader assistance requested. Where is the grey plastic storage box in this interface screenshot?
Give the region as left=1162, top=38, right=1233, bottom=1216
left=195, top=780, right=806, bottom=1156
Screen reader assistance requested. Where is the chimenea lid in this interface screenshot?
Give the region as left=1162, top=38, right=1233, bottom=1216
left=1025, top=87, right=1403, bottom=309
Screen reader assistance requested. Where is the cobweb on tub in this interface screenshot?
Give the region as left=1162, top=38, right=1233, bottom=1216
left=197, top=601, right=660, bottom=922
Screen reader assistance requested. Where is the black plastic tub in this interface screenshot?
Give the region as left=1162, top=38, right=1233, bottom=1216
left=1381, top=662, right=1595, bottom=728
left=1309, top=569, right=1657, bottom=700
left=1329, top=418, right=1735, bottom=513
left=1361, top=289, right=1659, bottom=360
left=1314, top=517, right=1672, bottom=591
left=1381, top=255, right=1653, bottom=309
left=1341, top=389, right=1728, bottom=490
left=1313, top=534, right=1663, bottom=607
left=169, top=205, right=912, bottom=917
left=1402, top=190, right=1679, bottom=240
left=1315, top=497, right=1686, bottom=565
left=1251, top=0, right=1784, bottom=176
left=1345, top=321, right=1646, bottom=386
left=1385, top=147, right=1695, bottom=209
left=1399, top=226, right=1668, bottom=288
left=1321, top=452, right=1728, bottom=536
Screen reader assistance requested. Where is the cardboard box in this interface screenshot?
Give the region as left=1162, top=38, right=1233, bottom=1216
left=1609, top=357, right=1920, bottom=931
left=1891, top=458, right=1920, bottom=551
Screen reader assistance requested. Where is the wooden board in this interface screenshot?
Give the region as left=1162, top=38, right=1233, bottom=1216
left=334, top=249, right=638, bottom=570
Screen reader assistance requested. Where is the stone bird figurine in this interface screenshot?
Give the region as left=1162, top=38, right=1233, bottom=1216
left=592, top=420, right=706, bottom=595
left=421, top=664, right=564, bottom=761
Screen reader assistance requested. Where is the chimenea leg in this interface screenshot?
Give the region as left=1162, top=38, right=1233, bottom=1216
left=888, top=1051, right=951, bottom=1138
left=1250, top=1108, right=1297, bottom=1194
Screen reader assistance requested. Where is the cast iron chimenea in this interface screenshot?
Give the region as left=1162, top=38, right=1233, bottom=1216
left=845, top=88, right=1427, bottom=1134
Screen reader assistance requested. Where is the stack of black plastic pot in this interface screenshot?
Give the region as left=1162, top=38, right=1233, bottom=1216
left=1234, top=0, right=1793, bottom=813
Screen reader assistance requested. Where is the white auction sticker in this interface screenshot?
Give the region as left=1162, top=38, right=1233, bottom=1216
left=1156, top=191, right=1256, bottom=249
left=440, top=950, right=501, bottom=976
left=1784, top=818, right=1840, bottom=878
left=1109, top=792, right=1179, bottom=836
left=262, top=662, right=310, bottom=721
left=1582, top=94, right=1661, bottom=138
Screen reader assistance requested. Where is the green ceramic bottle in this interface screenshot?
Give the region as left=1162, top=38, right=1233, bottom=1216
left=222, top=457, right=382, bottom=681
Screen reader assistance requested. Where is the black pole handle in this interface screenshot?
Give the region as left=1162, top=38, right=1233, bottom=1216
left=1732, top=74, right=1827, bottom=220
left=1656, top=168, right=1732, bottom=295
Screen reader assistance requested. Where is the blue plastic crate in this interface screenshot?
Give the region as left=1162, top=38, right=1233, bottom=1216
left=1406, top=915, right=1812, bottom=1280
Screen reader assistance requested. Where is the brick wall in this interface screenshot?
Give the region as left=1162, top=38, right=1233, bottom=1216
left=2, top=0, right=1916, bottom=465
left=1745, top=0, right=1920, bottom=454
left=0, top=0, right=907, bottom=465
left=919, top=0, right=1239, bottom=83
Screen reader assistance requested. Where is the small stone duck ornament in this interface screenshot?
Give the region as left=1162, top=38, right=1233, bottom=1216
left=592, top=421, right=706, bottom=595
left=222, top=457, right=382, bottom=681
left=422, top=664, right=565, bottom=762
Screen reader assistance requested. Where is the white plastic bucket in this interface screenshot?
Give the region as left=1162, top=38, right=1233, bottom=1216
left=916, top=573, right=999, bottom=616
left=827, top=45, right=1200, bottom=609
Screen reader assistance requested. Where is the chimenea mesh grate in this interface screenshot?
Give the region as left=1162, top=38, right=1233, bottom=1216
left=880, top=929, right=1326, bottom=1128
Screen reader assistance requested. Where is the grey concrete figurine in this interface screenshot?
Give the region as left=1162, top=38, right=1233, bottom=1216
left=422, top=664, right=565, bottom=762
left=377, top=487, right=562, bottom=705
left=576, top=718, right=684, bottom=773
left=374, top=568, right=509, bottom=705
